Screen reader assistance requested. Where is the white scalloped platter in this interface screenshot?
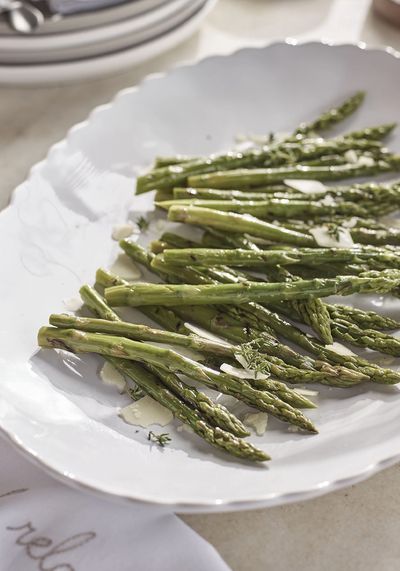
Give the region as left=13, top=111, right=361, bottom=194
left=1, top=42, right=400, bottom=512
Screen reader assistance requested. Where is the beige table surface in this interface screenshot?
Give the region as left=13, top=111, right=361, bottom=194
left=1, top=1, right=400, bottom=569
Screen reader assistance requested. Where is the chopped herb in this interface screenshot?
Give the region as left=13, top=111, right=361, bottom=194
left=326, top=223, right=342, bottom=241
left=236, top=339, right=272, bottom=379
left=148, top=431, right=171, bottom=447
left=128, top=386, right=145, bottom=401
left=137, top=216, right=150, bottom=232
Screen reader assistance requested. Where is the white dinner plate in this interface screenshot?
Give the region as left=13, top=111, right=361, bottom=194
left=0, top=0, right=193, bottom=53
left=0, top=0, right=205, bottom=64
left=0, top=0, right=169, bottom=35
left=0, top=0, right=215, bottom=85
left=1, top=41, right=400, bottom=512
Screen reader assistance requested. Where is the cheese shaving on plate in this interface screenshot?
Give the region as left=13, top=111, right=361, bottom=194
left=119, top=396, right=173, bottom=428
left=112, top=223, right=135, bottom=241
left=99, top=362, right=126, bottom=393
left=344, top=149, right=359, bottom=164
left=357, top=155, right=375, bottom=167
left=284, top=179, right=328, bottom=193
left=309, top=226, right=354, bottom=248
left=220, top=363, right=269, bottom=380
left=325, top=342, right=356, bottom=357
left=243, top=412, right=269, bottom=436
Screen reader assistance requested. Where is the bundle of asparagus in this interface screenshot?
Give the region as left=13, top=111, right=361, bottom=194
left=38, top=92, right=400, bottom=463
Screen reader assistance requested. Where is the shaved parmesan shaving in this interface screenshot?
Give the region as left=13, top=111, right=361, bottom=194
left=63, top=297, right=82, bottom=312
left=112, top=223, right=134, bottom=241
left=220, top=363, right=269, bottom=380
left=119, top=396, right=173, bottom=428
left=244, top=234, right=274, bottom=245
left=357, top=155, right=375, bottom=167
left=110, top=253, right=142, bottom=281
left=243, top=412, right=269, bottom=436
left=319, top=195, right=336, bottom=207
left=325, top=342, right=356, bottom=357
left=288, top=425, right=301, bottom=433
left=284, top=179, right=328, bottom=194
left=184, top=322, right=229, bottom=345
left=309, top=226, right=354, bottom=248
left=99, top=362, right=126, bottom=393
left=344, top=149, right=359, bottom=164
left=235, top=353, right=250, bottom=369
left=294, top=388, right=319, bottom=397
left=342, top=217, right=359, bottom=229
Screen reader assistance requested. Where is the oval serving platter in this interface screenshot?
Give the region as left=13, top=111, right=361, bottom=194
left=1, top=41, right=400, bottom=512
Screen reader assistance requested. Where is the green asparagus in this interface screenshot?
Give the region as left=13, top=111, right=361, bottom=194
left=39, top=326, right=317, bottom=432
left=188, top=157, right=400, bottom=189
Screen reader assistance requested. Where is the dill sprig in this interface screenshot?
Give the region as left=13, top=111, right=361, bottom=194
left=128, top=386, right=145, bottom=401
left=148, top=431, right=171, bottom=447
left=326, top=223, right=342, bottom=241
left=235, top=339, right=272, bottom=379
left=137, top=215, right=150, bottom=232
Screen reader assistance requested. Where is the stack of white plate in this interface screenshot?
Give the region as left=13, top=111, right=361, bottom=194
left=0, top=0, right=216, bottom=85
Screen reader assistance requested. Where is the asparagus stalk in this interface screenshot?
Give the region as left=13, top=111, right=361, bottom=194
left=286, top=279, right=333, bottom=345
left=154, top=155, right=192, bottom=167
left=157, top=197, right=368, bottom=219
left=49, top=314, right=233, bottom=358
left=326, top=303, right=400, bottom=330
left=173, top=186, right=290, bottom=200
left=351, top=226, right=400, bottom=246
left=343, top=122, right=396, bottom=140
left=136, top=134, right=380, bottom=193
left=172, top=182, right=400, bottom=216
left=237, top=348, right=355, bottom=388
left=168, top=206, right=315, bottom=246
left=38, top=326, right=317, bottom=432
left=330, top=319, right=400, bottom=356
left=160, top=246, right=400, bottom=269
left=294, top=91, right=365, bottom=135
left=104, top=279, right=335, bottom=307
left=188, top=157, right=400, bottom=189
left=104, top=271, right=400, bottom=308
left=155, top=120, right=392, bottom=168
